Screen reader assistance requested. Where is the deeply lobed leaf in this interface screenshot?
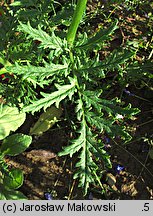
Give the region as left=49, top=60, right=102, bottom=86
left=23, top=77, right=77, bottom=113
left=7, top=62, right=68, bottom=77
left=18, top=22, right=63, bottom=53
left=78, top=19, right=118, bottom=49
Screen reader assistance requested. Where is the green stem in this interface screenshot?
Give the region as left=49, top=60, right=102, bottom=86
left=0, top=57, right=12, bottom=74
left=0, top=57, right=11, bottom=66
left=67, top=0, right=87, bottom=47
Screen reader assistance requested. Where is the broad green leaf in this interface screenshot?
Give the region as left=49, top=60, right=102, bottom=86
left=3, top=168, right=24, bottom=189
left=30, top=106, right=62, bottom=136
left=0, top=106, right=26, bottom=140
left=0, top=184, right=27, bottom=200
left=78, top=19, right=118, bottom=49
left=0, top=133, right=32, bottom=156
left=23, top=77, right=77, bottom=113
left=18, top=22, right=62, bottom=52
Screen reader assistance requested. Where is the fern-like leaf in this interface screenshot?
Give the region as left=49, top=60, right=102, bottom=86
left=78, top=19, right=118, bottom=49
left=82, top=90, right=139, bottom=118
left=59, top=120, right=98, bottom=194
left=59, top=122, right=86, bottom=157
left=86, top=111, right=131, bottom=141
left=18, top=22, right=63, bottom=52
left=59, top=87, right=138, bottom=193
left=59, top=96, right=112, bottom=194
left=79, top=50, right=135, bottom=77
left=23, top=77, right=77, bottom=113
left=6, top=62, right=68, bottom=80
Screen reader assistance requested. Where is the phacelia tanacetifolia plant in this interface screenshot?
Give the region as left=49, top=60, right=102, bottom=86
left=1, top=0, right=139, bottom=195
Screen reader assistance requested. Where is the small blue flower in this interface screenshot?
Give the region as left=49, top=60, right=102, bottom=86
left=44, top=192, right=53, bottom=200
left=123, top=89, right=135, bottom=96
left=105, top=137, right=110, bottom=143
left=116, top=164, right=124, bottom=173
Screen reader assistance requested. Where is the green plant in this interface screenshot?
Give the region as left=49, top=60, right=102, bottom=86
left=1, top=0, right=140, bottom=195
left=0, top=105, right=32, bottom=199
